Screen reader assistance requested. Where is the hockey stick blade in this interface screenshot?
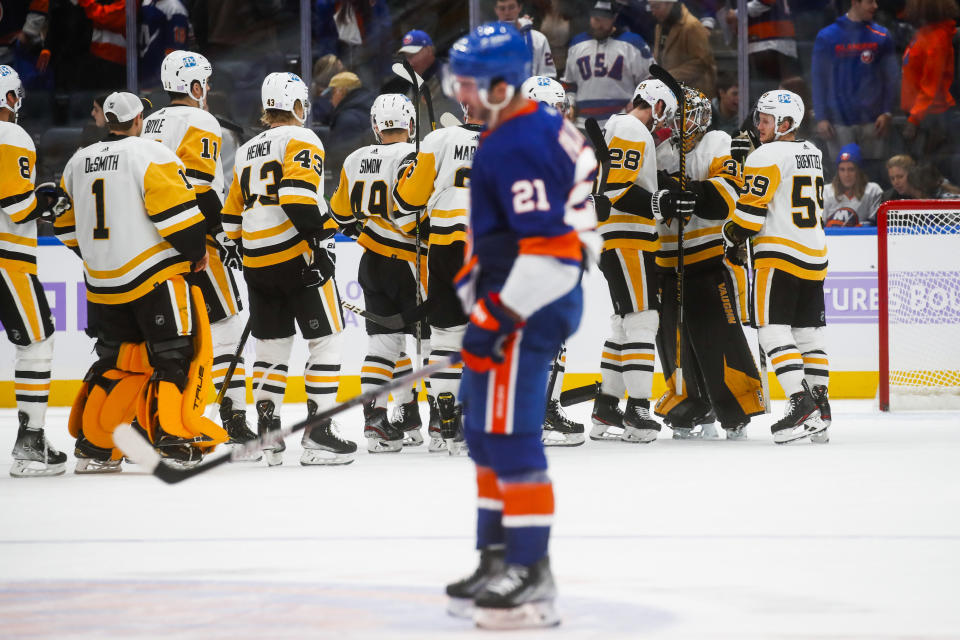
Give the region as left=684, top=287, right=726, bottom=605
left=559, top=382, right=601, bottom=407
left=649, top=64, right=684, bottom=105
left=116, top=355, right=460, bottom=484
left=440, top=112, right=461, bottom=128
left=392, top=62, right=424, bottom=91
left=341, top=301, right=407, bottom=330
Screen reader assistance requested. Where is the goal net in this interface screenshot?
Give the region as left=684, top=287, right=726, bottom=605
left=878, top=200, right=960, bottom=411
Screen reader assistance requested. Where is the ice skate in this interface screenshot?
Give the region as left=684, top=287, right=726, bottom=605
left=427, top=395, right=445, bottom=452
left=590, top=393, right=624, bottom=441
left=445, top=547, right=505, bottom=619
left=256, top=399, right=286, bottom=466
left=74, top=433, right=121, bottom=474
left=542, top=400, right=585, bottom=447
left=436, top=392, right=467, bottom=456
left=723, top=421, right=749, bottom=440
left=771, top=382, right=826, bottom=444
left=220, top=398, right=261, bottom=462
left=810, top=384, right=831, bottom=443
left=390, top=400, right=423, bottom=447
left=301, top=400, right=357, bottom=465
left=155, top=428, right=205, bottom=469
left=670, top=408, right=717, bottom=439
left=621, top=398, right=660, bottom=443
left=10, top=412, right=66, bottom=477
left=364, top=401, right=404, bottom=453
left=473, top=556, right=561, bottom=630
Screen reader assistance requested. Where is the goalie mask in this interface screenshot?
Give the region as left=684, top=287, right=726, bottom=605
left=0, top=65, right=24, bottom=117
left=161, top=50, right=212, bottom=108
left=370, top=93, right=416, bottom=142
left=521, top=75, right=570, bottom=116
left=633, top=79, right=677, bottom=131
left=754, top=89, right=804, bottom=141
left=262, top=72, right=311, bottom=124
left=674, top=85, right=712, bottom=153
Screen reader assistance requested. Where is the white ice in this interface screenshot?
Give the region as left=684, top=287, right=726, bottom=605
left=1, top=400, right=959, bottom=639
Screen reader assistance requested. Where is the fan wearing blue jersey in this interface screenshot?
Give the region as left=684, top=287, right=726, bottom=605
left=443, top=23, right=597, bottom=630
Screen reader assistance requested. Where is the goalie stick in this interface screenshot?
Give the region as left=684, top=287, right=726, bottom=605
left=114, top=355, right=459, bottom=484
left=649, top=63, right=687, bottom=395
left=746, top=240, right=772, bottom=413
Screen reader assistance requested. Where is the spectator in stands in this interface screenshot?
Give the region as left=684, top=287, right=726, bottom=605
left=140, top=0, right=191, bottom=89
left=325, top=71, right=376, bottom=186
left=494, top=0, right=558, bottom=78
left=725, top=0, right=802, bottom=99
left=901, top=0, right=959, bottom=181
left=649, top=0, right=716, bottom=96
left=824, top=143, right=884, bottom=226
left=710, top=69, right=740, bottom=135
left=76, top=0, right=126, bottom=90
left=880, top=154, right=917, bottom=202
left=311, top=54, right=345, bottom=123
left=563, top=0, right=655, bottom=127
left=80, top=93, right=111, bottom=147
left=381, top=28, right=457, bottom=125
left=532, top=0, right=574, bottom=72
left=906, top=161, right=960, bottom=198
left=812, top=0, right=899, bottom=184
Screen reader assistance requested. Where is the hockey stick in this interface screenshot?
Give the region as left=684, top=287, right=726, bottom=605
left=440, top=112, right=462, bottom=128
left=205, top=317, right=252, bottom=418
left=583, top=117, right=610, bottom=196
left=114, top=355, right=459, bottom=484
left=392, top=60, right=437, bottom=132
left=340, top=301, right=408, bottom=331
left=559, top=381, right=601, bottom=407
left=399, top=58, right=425, bottom=375
left=649, top=64, right=687, bottom=395
left=746, top=240, right=772, bottom=413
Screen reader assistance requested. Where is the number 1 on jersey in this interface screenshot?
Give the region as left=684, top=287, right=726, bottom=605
left=92, top=178, right=109, bottom=239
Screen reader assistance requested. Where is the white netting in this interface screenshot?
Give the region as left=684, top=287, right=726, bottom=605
left=885, top=206, right=960, bottom=410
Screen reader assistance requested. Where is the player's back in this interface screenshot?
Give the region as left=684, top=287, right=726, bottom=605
left=330, top=141, right=418, bottom=262
left=600, top=112, right=658, bottom=252
left=735, top=139, right=827, bottom=280
left=0, top=120, right=39, bottom=273
left=142, top=105, right=224, bottom=194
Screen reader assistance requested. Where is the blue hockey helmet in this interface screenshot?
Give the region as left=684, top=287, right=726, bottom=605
left=449, top=22, right=531, bottom=105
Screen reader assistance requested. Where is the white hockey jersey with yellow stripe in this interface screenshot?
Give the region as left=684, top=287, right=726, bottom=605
left=656, top=130, right=743, bottom=270
left=733, top=139, right=827, bottom=281
left=0, top=121, right=41, bottom=273
left=56, top=136, right=206, bottom=304
left=599, top=112, right=659, bottom=253
left=141, top=105, right=225, bottom=197
left=221, top=125, right=327, bottom=270
left=329, top=141, right=421, bottom=263
left=394, top=124, right=479, bottom=247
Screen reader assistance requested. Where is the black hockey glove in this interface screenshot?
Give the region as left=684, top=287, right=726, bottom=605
left=214, top=229, right=243, bottom=270
left=34, top=182, right=71, bottom=223
left=339, top=219, right=364, bottom=239
left=302, top=230, right=337, bottom=288
left=730, top=135, right=753, bottom=167
left=721, top=220, right=749, bottom=266
left=589, top=193, right=611, bottom=222
left=652, top=189, right=696, bottom=224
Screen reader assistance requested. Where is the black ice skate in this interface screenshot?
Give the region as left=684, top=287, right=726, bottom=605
left=541, top=400, right=584, bottom=447
left=10, top=412, right=66, bottom=477
left=427, top=395, right=443, bottom=451
left=436, top=392, right=466, bottom=456
left=256, top=399, right=286, bottom=466
left=473, top=555, right=561, bottom=630
left=363, top=401, right=404, bottom=453
left=771, top=381, right=826, bottom=444
left=154, top=426, right=205, bottom=469
left=810, top=385, right=831, bottom=443
left=301, top=399, right=357, bottom=465
left=390, top=400, right=423, bottom=447
left=445, top=546, right=505, bottom=619
left=590, top=393, right=624, bottom=441
left=666, top=402, right=717, bottom=439
left=621, top=398, right=660, bottom=443
left=74, top=432, right=121, bottom=474
left=220, top=397, right=261, bottom=462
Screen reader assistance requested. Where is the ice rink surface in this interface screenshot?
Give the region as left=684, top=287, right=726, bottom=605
left=1, top=400, right=959, bottom=639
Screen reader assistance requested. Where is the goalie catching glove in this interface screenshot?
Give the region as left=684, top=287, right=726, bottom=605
left=462, top=293, right=525, bottom=373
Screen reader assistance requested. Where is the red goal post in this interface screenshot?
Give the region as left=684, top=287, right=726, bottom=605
left=878, top=199, right=960, bottom=411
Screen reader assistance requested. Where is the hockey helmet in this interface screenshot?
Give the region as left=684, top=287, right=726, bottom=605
left=521, top=75, right=570, bottom=115
left=449, top=22, right=532, bottom=110
left=674, top=85, right=712, bottom=152
left=370, top=93, right=416, bottom=141
left=161, top=50, right=212, bottom=107
left=633, top=79, right=677, bottom=130
left=0, top=65, right=24, bottom=115
left=754, top=89, right=804, bottom=140
left=262, top=72, right=310, bottom=124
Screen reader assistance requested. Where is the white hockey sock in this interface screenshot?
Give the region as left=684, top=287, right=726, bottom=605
left=394, top=352, right=416, bottom=404
left=794, top=326, right=829, bottom=390
left=361, top=333, right=403, bottom=408
left=428, top=325, right=465, bottom=399
left=547, top=347, right=567, bottom=402
left=211, top=314, right=246, bottom=411
left=252, top=336, right=294, bottom=409
left=621, top=311, right=658, bottom=401
left=306, top=334, right=341, bottom=412
left=759, top=324, right=805, bottom=397
left=600, top=314, right=626, bottom=398
left=15, top=336, right=53, bottom=428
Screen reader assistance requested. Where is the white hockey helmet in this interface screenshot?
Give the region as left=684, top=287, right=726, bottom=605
left=0, top=65, right=24, bottom=115
left=633, top=79, right=677, bottom=129
left=161, top=50, right=212, bottom=106
left=521, top=75, right=570, bottom=115
left=262, top=72, right=311, bottom=124
left=370, top=93, right=416, bottom=141
left=754, top=89, right=804, bottom=140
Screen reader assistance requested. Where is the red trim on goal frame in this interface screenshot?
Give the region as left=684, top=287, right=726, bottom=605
left=877, top=199, right=960, bottom=412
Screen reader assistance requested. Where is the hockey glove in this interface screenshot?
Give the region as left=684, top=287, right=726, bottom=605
left=302, top=230, right=337, bottom=288
left=652, top=189, right=696, bottom=224
left=462, top=293, right=525, bottom=373
left=339, top=219, right=364, bottom=239
left=730, top=135, right=754, bottom=167
left=722, top=220, right=749, bottom=266
left=34, top=182, right=71, bottom=223
left=589, top=193, right=611, bottom=222
left=214, top=230, right=243, bottom=270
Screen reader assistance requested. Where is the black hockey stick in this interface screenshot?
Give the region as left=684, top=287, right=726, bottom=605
left=559, top=381, right=601, bottom=407
left=399, top=58, right=425, bottom=371
left=583, top=117, right=610, bottom=196
left=746, top=240, right=772, bottom=413
left=208, top=318, right=251, bottom=412
left=649, top=64, right=687, bottom=395
left=340, top=301, right=408, bottom=331
left=114, top=355, right=459, bottom=484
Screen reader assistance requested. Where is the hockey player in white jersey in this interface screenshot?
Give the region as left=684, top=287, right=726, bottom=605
left=563, top=0, right=655, bottom=127
left=722, top=89, right=830, bottom=444
left=494, top=0, right=558, bottom=78
left=0, top=65, right=67, bottom=477
left=329, top=94, right=426, bottom=453
left=222, top=72, right=356, bottom=466
left=142, top=50, right=258, bottom=458
left=587, top=78, right=685, bottom=444
left=652, top=86, right=766, bottom=440
left=393, top=103, right=483, bottom=454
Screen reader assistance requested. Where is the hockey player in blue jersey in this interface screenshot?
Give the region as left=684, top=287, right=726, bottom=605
left=443, top=23, right=598, bottom=630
